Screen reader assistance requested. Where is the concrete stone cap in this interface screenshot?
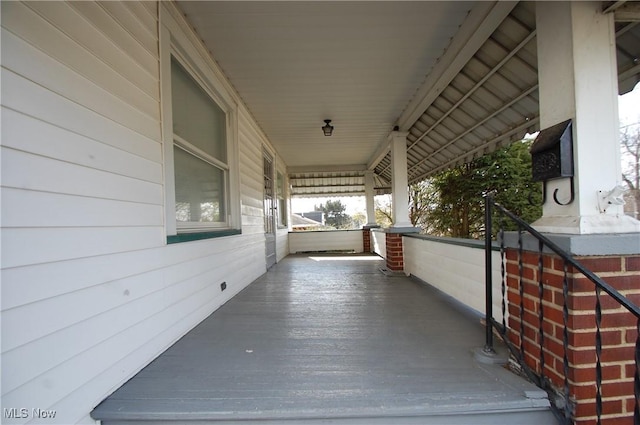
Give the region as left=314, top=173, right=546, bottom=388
left=382, top=226, right=421, bottom=234
left=501, top=231, right=640, bottom=256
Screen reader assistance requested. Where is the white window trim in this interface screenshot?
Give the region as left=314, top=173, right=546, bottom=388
left=160, top=4, right=240, bottom=238
left=276, top=169, right=288, bottom=229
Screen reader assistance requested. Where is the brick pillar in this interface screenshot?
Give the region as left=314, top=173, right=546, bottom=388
left=385, top=232, right=404, bottom=272
left=362, top=228, right=371, bottom=253
left=505, top=249, right=640, bottom=424
left=362, top=226, right=380, bottom=253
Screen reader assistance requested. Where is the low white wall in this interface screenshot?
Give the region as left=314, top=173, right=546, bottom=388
left=276, top=227, right=289, bottom=262
left=403, top=235, right=504, bottom=322
left=289, top=230, right=363, bottom=254
left=371, top=229, right=386, bottom=258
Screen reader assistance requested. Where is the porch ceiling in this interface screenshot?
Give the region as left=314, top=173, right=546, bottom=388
left=176, top=1, right=640, bottom=197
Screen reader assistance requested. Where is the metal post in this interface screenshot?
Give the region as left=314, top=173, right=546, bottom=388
left=484, top=195, right=495, bottom=353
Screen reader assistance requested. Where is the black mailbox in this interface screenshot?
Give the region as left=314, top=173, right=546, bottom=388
left=530, top=119, right=574, bottom=182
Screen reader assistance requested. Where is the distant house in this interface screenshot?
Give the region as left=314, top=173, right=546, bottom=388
left=298, top=211, right=325, bottom=225
left=290, top=213, right=323, bottom=231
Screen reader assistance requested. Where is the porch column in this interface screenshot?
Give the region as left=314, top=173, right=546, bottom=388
left=361, top=171, right=379, bottom=253
left=502, top=6, right=640, bottom=423
left=534, top=1, right=639, bottom=234
left=390, top=131, right=413, bottom=229
left=384, top=131, right=419, bottom=273
left=364, top=170, right=377, bottom=227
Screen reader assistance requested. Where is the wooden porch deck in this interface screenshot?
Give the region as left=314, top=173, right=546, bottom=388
left=92, top=253, right=556, bottom=425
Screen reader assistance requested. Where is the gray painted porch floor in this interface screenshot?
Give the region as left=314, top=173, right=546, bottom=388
left=92, top=253, right=556, bottom=425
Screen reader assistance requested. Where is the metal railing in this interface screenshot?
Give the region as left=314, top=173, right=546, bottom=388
left=483, top=195, right=640, bottom=425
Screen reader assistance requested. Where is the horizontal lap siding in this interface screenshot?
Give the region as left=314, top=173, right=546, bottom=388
left=403, top=237, right=504, bottom=321
left=277, top=228, right=290, bottom=261
left=289, top=231, right=364, bottom=254
left=238, top=108, right=290, bottom=262
left=239, top=108, right=266, bottom=237
left=1, top=2, right=270, bottom=424
left=371, top=230, right=386, bottom=258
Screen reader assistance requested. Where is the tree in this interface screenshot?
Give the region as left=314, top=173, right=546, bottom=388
left=427, top=140, right=542, bottom=238
left=373, top=184, right=437, bottom=230
left=621, top=127, right=640, bottom=219
left=315, top=200, right=352, bottom=229
left=351, top=211, right=366, bottom=228
left=375, top=196, right=393, bottom=228
left=372, top=140, right=541, bottom=237
left=409, top=180, right=438, bottom=229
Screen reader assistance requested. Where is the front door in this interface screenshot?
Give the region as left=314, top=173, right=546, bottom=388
left=263, top=151, right=276, bottom=269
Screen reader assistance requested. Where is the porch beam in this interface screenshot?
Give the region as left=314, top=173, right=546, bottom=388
left=288, top=164, right=367, bottom=174
left=408, top=116, right=541, bottom=185
left=618, top=62, right=640, bottom=84
left=603, top=1, right=627, bottom=14
left=291, top=184, right=363, bottom=189
left=603, top=1, right=640, bottom=21
left=290, top=191, right=365, bottom=198
left=366, top=138, right=393, bottom=171
left=406, top=85, right=539, bottom=180
left=395, top=1, right=517, bottom=132
left=405, top=30, right=536, bottom=156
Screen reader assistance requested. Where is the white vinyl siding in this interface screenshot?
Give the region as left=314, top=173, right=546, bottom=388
left=403, top=236, right=504, bottom=323
left=1, top=2, right=280, bottom=424
left=239, top=109, right=270, bottom=236
left=288, top=230, right=364, bottom=254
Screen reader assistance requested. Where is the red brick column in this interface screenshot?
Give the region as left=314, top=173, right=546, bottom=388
left=362, top=228, right=371, bottom=253
left=385, top=232, right=404, bottom=271
left=505, top=249, right=640, bottom=424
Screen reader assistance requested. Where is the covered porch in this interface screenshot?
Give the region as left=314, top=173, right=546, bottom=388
left=92, top=253, right=554, bottom=425
left=2, top=1, right=639, bottom=424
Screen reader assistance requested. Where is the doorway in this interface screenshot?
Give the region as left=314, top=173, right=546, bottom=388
left=263, top=150, right=276, bottom=269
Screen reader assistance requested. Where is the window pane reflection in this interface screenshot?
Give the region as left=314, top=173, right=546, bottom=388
left=174, top=146, right=225, bottom=223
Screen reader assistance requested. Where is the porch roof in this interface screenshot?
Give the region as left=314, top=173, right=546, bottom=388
left=92, top=254, right=554, bottom=424
left=176, top=1, right=640, bottom=196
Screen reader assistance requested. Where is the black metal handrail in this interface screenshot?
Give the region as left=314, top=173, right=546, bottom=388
left=484, top=194, right=640, bottom=425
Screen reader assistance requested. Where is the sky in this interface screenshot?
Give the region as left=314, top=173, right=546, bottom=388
left=619, top=82, right=640, bottom=130
left=292, top=83, right=640, bottom=215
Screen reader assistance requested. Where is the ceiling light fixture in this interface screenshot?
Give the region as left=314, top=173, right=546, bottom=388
left=322, top=119, right=334, bottom=136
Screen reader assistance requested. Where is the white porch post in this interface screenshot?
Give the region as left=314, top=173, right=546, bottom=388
left=364, top=170, right=377, bottom=226
left=390, top=131, right=413, bottom=229
left=534, top=1, right=639, bottom=234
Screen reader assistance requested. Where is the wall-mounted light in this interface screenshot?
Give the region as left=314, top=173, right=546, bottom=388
left=322, top=119, right=334, bottom=136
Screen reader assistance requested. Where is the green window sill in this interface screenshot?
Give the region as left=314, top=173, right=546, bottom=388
left=167, top=229, right=242, bottom=244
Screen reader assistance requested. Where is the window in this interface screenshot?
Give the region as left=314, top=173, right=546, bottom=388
left=277, top=171, right=287, bottom=227
left=160, top=8, right=240, bottom=243
left=170, top=57, right=228, bottom=231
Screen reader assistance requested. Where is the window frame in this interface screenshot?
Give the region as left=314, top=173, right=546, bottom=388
left=276, top=170, right=288, bottom=228
left=160, top=6, right=240, bottom=241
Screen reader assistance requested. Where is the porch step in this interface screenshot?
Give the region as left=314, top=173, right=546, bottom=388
left=95, top=404, right=557, bottom=425
left=94, top=367, right=558, bottom=425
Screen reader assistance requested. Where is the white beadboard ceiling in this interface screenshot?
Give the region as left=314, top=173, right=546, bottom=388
left=176, top=1, right=640, bottom=197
